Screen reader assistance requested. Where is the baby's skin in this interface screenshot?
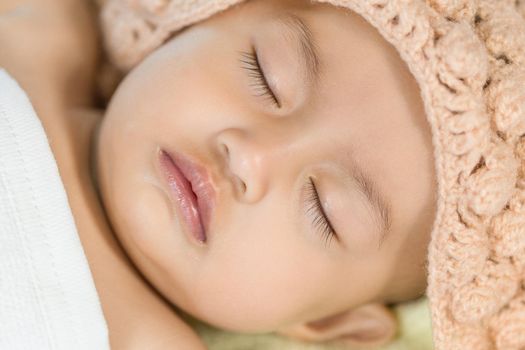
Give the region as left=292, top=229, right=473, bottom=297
left=1, top=0, right=438, bottom=348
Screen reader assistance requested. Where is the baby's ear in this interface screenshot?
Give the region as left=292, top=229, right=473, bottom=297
left=277, top=303, right=397, bottom=348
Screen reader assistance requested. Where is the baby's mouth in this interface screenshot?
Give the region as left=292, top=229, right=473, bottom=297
left=157, top=148, right=216, bottom=245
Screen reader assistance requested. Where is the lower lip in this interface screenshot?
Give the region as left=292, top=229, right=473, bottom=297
left=157, top=149, right=206, bottom=244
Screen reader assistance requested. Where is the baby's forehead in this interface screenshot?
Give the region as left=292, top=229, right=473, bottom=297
left=99, top=0, right=335, bottom=68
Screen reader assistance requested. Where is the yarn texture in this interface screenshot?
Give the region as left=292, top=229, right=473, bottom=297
left=100, top=0, right=525, bottom=349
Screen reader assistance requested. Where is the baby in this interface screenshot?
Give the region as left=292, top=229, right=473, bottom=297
left=95, top=0, right=437, bottom=347
left=2, top=0, right=524, bottom=349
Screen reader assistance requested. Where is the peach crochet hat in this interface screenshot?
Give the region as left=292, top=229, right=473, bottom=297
left=99, top=0, right=525, bottom=348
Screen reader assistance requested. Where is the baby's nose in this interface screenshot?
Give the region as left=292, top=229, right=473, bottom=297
left=215, top=128, right=283, bottom=204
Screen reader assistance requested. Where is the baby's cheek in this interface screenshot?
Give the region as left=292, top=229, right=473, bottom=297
left=188, top=223, right=334, bottom=332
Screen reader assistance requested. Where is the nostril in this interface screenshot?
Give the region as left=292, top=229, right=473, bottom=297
left=234, top=175, right=247, bottom=194
left=220, top=143, right=230, bottom=160
left=240, top=179, right=247, bottom=193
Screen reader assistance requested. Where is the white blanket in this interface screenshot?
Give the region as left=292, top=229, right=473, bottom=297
left=0, top=69, right=109, bottom=349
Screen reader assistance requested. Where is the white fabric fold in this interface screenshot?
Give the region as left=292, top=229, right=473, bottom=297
left=0, top=69, right=109, bottom=350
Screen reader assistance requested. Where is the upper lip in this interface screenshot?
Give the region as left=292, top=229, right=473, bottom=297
left=161, top=149, right=216, bottom=243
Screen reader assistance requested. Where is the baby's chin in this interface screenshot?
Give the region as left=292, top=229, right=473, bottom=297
left=169, top=289, right=300, bottom=333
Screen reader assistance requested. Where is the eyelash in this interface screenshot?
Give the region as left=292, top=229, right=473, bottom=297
left=239, top=49, right=281, bottom=108
left=239, top=51, right=334, bottom=245
left=305, top=178, right=337, bottom=247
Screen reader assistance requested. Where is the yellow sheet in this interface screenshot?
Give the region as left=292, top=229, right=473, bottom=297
left=183, top=296, right=433, bottom=350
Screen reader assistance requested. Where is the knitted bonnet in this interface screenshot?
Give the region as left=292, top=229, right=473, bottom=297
left=99, top=0, right=525, bottom=349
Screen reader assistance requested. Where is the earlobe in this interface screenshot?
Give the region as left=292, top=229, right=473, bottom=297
left=277, top=303, right=398, bottom=348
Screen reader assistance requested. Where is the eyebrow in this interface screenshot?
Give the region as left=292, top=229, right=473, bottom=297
left=277, top=13, right=321, bottom=85
left=347, top=161, right=393, bottom=249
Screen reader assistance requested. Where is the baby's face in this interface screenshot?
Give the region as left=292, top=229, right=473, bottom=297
left=96, top=0, right=437, bottom=334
